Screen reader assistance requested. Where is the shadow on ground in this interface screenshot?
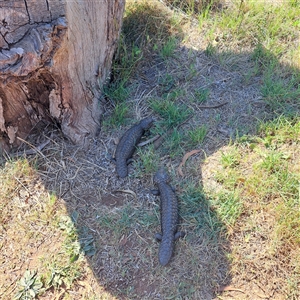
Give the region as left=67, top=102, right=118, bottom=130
left=31, top=47, right=298, bottom=300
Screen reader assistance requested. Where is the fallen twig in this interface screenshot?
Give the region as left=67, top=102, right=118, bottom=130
left=12, top=139, right=50, bottom=157
left=218, top=285, right=245, bottom=293
left=138, top=134, right=160, bottom=147
left=177, top=149, right=202, bottom=177
left=197, top=102, right=228, bottom=109
left=113, top=189, right=137, bottom=199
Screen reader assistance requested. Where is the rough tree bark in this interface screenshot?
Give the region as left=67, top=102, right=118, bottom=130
left=0, top=0, right=125, bottom=151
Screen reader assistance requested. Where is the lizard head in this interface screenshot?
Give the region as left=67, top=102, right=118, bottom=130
left=139, top=116, right=154, bottom=130
left=153, top=168, right=170, bottom=184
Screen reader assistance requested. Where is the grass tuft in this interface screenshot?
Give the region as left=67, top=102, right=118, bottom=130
left=149, top=98, right=192, bottom=127
left=187, top=125, right=208, bottom=147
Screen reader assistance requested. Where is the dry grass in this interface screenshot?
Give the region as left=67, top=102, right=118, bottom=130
left=0, top=156, right=116, bottom=300
left=1, top=0, right=300, bottom=299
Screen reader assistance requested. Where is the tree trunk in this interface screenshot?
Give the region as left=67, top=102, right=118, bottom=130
left=0, top=0, right=125, bottom=151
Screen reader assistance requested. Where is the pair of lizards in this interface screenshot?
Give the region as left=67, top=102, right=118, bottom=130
left=112, top=117, right=184, bottom=266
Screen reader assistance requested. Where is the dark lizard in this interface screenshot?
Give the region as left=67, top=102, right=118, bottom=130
left=152, top=168, right=184, bottom=266
left=114, top=117, right=154, bottom=178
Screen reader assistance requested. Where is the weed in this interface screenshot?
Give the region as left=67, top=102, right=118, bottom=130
left=14, top=270, right=43, bottom=300
left=103, top=80, right=130, bottom=103
left=220, top=148, right=241, bottom=168
left=205, top=43, right=217, bottom=57
left=136, top=145, right=158, bottom=175
left=149, top=98, right=192, bottom=127
left=97, top=205, right=133, bottom=239
left=79, top=227, right=96, bottom=257
left=211, top=191, right=243, bottom=227
left=193, top=87, right=209, bottom=103
left=103, top=102, right=129, bottom=128
left=188, top=125, right=207, bottom=146
left=47, top=267, right=68, bottom=289
left=160, top=36, right=177, bottom=58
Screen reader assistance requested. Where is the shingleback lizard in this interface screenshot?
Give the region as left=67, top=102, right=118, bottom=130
left=153, top=168, right=184, bottom=266
left=114, top=117, right=154, bottom=178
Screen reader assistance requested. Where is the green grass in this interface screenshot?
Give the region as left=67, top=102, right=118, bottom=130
left=163, top=128, right=186, bottom=158
left=149, top=98, right=192, bottom=128
left=180, top=183, right=226, bottom=241
left=187, top=126, right=208, bottom=147
left=160, top=36, right=178, bottom=58
left=103, top=102, right=129, bottom=128
left=211, top=191, right=243, bottom=227
left=135, top=145, right=159, bottom=175
left=103, top=80, right=130, bottom=103
left=0, top=159, right=102, bottom=299
left=220, top=147, right=241, bottom=168
left=199, top=1, right=300, bottom=115
left=165, top=0, right=219, bottom=15
left=102, top=0, right=184, bottom=129
left=201, top=0, right=300, bottom=50
left=193, top=87, right=210, bottom=103
left=206, top=115, right=300, bottom=296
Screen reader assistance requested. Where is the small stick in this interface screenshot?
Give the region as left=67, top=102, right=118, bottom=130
left=12, top=139, right=50, bottom=157
left=137, top=134, right=160, bottom=147
left=218, top=285, right=245, bottom=293
left=177, top=149, right=202, bottom=177
left=197, top=102, right=228, bottom=109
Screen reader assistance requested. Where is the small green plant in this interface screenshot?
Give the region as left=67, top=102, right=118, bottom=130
left=14, top=270, right=43, bottom=300
left=103, top=80, right=130, bottom=103
left=160, top=36, right=177, bottom=58
left=45, top=261, right=82, bottom=290
left=59, top=215, right=77, bottom=237
left=104, top=102, right=129, bottom=128
left=136, top=145, right=158, bottom=175
left=220, top=148, right=241, bottom=168
left=149, top=98, right=191, bottom=127
left=164, top=128, right=185, bottom=158
left=79, top=227, right=96, bottom=257
left=205, top=42, right=217, bottom=57
left=47, top=267, right=67, bottom=289
left=188, top=126, right=207, bottom=146
left=59, top=215, right=83, bottom=262
left=193, top=88, right=209, bottom=103
left=211, top=191, right=243, bottom=227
